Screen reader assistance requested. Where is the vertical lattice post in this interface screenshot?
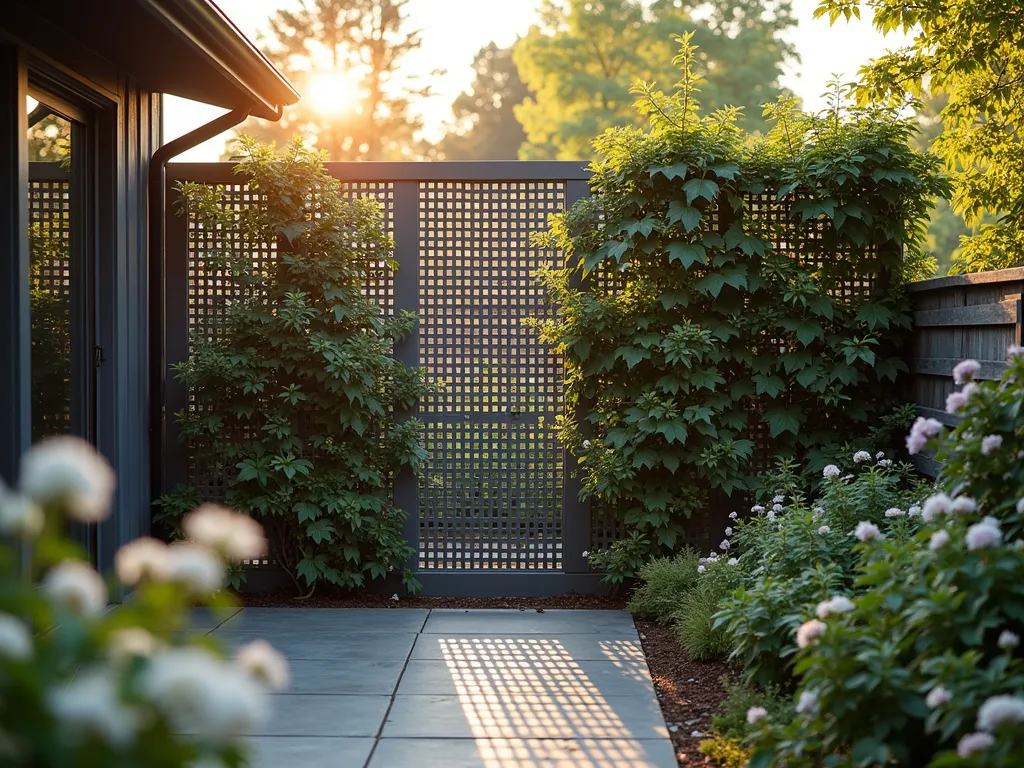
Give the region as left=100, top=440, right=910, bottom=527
left=392, top=181, right=420, bottom=572
left=562, top=178, right=592, bottom=574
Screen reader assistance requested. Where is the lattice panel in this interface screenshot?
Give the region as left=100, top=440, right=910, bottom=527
left=28, top=179, right=72, bottom=439
left=183, top=181, right=396, bottom=507
left=418, top=182, right=566, bottom=570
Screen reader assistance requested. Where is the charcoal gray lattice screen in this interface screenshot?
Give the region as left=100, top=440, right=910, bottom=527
left=162, top=162, right=597, bottom=596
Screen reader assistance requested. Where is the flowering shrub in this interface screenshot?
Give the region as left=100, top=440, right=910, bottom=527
left=0, top=437, right=287, bottom=765
left=745, top=348, right=1024, bottom=767
left=532, top=35, right=946, bottom=582
left=159, top=138, right=429, bottom=594
left=716, top=452, right=926, bottom=688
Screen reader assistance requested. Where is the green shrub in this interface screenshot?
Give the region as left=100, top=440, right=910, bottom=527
left=158, top=138, right=429, bottom=595
left=0, top=437, right=287, bottom=766
left=532, top=34, right=947, bottom=583
left=699, top=734, right=750, bottom=768
left=712, top=678, right=792, bottom=742
left=746, top=351, right=1024, bottom=767
left=627, top=549, right=699, bottom=621
left=674, top=554, right=743, bottom=660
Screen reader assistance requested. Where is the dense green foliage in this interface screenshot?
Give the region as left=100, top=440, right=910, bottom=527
left=817, top=0, right=1024, bottom=273
left=533, top=36, right=947, bottom=582
left=744, top=352, right=1024, bottom=766
left=626, top=550, right=700, bottom=621
left=159, top=138, right=428, bottom=595
left=513, top=0, right=796, bottom=159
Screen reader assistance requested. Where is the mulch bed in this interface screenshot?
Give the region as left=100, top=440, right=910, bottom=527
left=238, top=589, right=627, bottom=610
left=635, top=619, right=736, bottom=768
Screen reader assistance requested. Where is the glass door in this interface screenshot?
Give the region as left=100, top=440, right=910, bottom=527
left=26, top=89, right=96, bottom=558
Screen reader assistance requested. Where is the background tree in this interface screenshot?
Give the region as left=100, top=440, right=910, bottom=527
left=816, top=0, right=1024, bottom=273
left=233, top=0, right=427, bottom=160
left=437, top=43, right=531, bottom=161
left=513, top=0, right=796, bottom=160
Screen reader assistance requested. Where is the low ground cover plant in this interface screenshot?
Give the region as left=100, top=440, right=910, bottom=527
left=0, top=437, right=287, bottom=766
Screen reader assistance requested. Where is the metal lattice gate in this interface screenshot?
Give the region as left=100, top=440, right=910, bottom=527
left=161, top=162, right=600, bottom=596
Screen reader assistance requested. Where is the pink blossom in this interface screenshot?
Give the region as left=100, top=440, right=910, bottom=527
left=926, top=686, right=952, bottom=709
left=953, top=359, right=981, bottom=384
left=746, top=706, right=768, bottom=724
left=966, top=519, right=1002, bottom=550
left=957, top=732, right=994, bottom=758
left=977, top=695, right=1024, bottom=731
left=945, top=390, right=969, bottom=414
left=981, top=434, right=1004, bottom=456
left=796, top=619, right=826, bottom=649
left=1007, top=345, right=1024, bottom=359
left=796, top=690, right=819, bottom=715
left=929, top=530, right=950, bottom=550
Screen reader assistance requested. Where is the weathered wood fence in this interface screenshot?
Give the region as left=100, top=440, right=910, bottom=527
left=907, top=267, right=1024, bottom=475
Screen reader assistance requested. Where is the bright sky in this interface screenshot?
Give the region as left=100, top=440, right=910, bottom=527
left=165, top=0, right=913, bottom=161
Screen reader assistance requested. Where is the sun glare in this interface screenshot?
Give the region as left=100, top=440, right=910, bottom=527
left=306, top=71, right=359, bottom=116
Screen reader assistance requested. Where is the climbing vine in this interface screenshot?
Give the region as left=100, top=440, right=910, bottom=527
left=533, top=35, right=948, bottom=582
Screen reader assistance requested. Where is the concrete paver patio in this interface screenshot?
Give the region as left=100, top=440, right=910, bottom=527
left=202, top=607, right=675, bottom=767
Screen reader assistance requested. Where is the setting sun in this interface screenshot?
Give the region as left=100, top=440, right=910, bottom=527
left=305, top=70, right=360, bottom=116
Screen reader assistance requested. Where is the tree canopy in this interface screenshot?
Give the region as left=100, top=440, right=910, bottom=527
left=513, top=0, right=797, bottom=160
left=817, top=0, right=1024, bottom=273
left=232, top=0, right=427, bottom=160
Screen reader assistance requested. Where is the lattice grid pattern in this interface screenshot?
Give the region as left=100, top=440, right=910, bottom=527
left=418, top=182, right=566, bottom=570
left=28, top=179, right=73, bottom=437
left=183, top=182, right=396, bottom=508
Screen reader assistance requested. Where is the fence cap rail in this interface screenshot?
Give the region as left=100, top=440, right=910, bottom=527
left=908, top=266, right=1024, bottom=293
left=166, top=160, right=594, bottom=184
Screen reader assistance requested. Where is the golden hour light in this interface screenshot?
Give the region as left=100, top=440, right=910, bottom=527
left=305, top=70, right=360, bottom=116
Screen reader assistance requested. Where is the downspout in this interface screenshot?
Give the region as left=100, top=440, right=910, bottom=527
left=147, top=106, right=254, bottom=514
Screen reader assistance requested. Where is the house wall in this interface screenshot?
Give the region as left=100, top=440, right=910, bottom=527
left=0, top=15, right=159, bottom=572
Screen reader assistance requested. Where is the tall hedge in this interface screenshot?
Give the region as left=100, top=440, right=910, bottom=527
left=533, top=35, right=948, bottom=582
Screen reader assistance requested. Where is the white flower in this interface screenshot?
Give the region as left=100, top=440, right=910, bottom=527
left=727, top=557, right=739, bottom=566
left=772, top=503, right=784, bottom=512
left=977, top=695, right=1024, bottom=731
left=816, top=596, right=855, bottom=619
left=930, top=530, right=950, bottom=550
left=729, top=512, right=738, bottom=520
left=953, top=359, right=981, bottom=383
left=391, top=593, right=400, bottom=601
left=0, top=612, right=32, bottom=660
left=945, top=390, right=970, bottom=414
left=884, top=508, right=905, bottom=518
left=582, top=440, right=592, bottom=449
left=19, top=436, right=115, bottom=522
left=998, top=630, right=1020, bottom=650
left=1018, top=498, right=1024, bottom=515
left=167, top=543, right=224, bottom=593
left=823, top=465, right=841, bottom=478
left=751, top=505, right=765, bottom=514
left=812, top=507, right=825, bottom=518
left=951, top=496, right=977, bottom=515
left=877, top=459, right=893, bottom=467
left=1008, top=345, right=1024, bottom=359
left=236, top=640, right=289, bottom=691
left=908, top=505, right=921, bottom=518
left=966, top=519, right=1002, bottom=551
left=926, top=685, right=952, bottom=709
left=853, top=450, right=871, bottom=463
left=922, top=494, right=952, bottom=522
left=183, top=504, right=266, bottom=561
left=854, top=521, right=880, bottom=542
left=0, top=482, right=43, bottom=538
left=796, top=690, right=819, bottom=715
left=818, top=525, right=831, bottom=535
left=725, top=527, right=733, bottom=536
left=582, top=550, right=590, bottom=558
left=876, top=451, right=885, bottom=459
left=981, top=434, right=1004, bottom=456
left=796, top=619, right=827, bottom=649
left=141, top=646, right=267, bottom=738
left=957, top=732, right=995, bottom=758
left=108, top=628, right=159, bottom=663
left=773, top=495, right=785, bottom=504
left=47, top=668, right=141, bottom=746
left=767, top=511, right=776, bottom=522
left=42, top=561, right=107, bottom=615
left=720, top=539, right=730, bottom=551
left=746, top=706, right=768, bottom=724
left=697, top=565, right=706, bottom=574
left=115, top=537, right=171, bottom=585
